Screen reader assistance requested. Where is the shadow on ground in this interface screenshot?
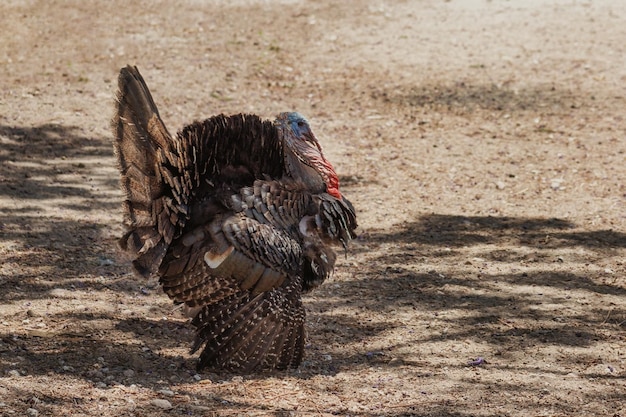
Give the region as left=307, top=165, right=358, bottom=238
left=304, top=213, right=625, bottom=375
left=374, top=81, right=584, bottom=115
left=1, top=125, right=624, bottom=415
left=0, top=123, right=130, bottom=299
left=0, top=124, right=118, bottom=201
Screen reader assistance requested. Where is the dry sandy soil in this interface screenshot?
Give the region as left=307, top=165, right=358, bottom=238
left=1, top=0, right=625, bottom=416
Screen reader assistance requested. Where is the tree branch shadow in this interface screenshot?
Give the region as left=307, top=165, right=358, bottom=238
left=363, top=214, right=625, bottom=250
left=0, top=123, right=138, bottom=301
left=0, top=123, right=119, bottom=202
left=302, top=212, right=625, bottom=377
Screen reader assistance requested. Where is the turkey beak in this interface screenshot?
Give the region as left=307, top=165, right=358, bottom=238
left=303, top=130, right=323, bottom=153
left=297, top=128, right=329, bottom=164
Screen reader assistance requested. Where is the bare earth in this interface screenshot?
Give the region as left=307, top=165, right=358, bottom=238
left=1, top=0, right=625, bottom=416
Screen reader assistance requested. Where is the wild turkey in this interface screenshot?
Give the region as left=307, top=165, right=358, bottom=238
left=113, top=65, right=357, bottom=373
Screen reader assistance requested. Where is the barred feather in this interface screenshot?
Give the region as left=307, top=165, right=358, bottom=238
left=113, top=65, right=357, bottom=373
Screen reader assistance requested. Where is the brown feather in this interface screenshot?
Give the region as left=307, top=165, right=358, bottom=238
left=113, top=66, right=357, bottom=373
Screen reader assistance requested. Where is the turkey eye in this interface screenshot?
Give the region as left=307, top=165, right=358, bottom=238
left=297, top=121, right=305, bottom=128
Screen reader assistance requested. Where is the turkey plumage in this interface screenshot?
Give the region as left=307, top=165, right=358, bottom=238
left=113, top=65, right=357, bottom=373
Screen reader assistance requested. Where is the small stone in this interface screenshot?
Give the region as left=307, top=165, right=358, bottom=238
left=150, top=399, right=172, bottom=410
left=231, top=376, right=243, bottom=383
left=26, top=408, right=39, bottom=417
left=321, top=354, right=332, bottom=361
left=7, top=370, right=20, bottom=377
left=388, top=357, right=402, bottom=365
left=157, top=389, right=175, bottom=396
left=192, top=374, right=202, bottom=381
left=550, top=178, right=563, bottom=190
left=95, top=382, right=107, bottom=389
left=90, top=370, right=104, bottom=379
left=495, top=181, right=506, bottom=190
left=189, top=405, right=212, bottom=412
left=49, top=288, right=70, bottom=298
left=123, top=369, right=135, bottom=378
left=98, top=257, right=115, bottom=266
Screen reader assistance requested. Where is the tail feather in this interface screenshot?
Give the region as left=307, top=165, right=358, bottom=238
left=113, top=65, right=188, bottom=276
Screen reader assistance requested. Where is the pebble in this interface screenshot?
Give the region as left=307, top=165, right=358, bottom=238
left=157, top=389, right=175, bottom=396
left=322, top=354, right=332, bottom=361
left=150, top=399, right=172, bottom=410
left=123, top=369, right=135, bottom=378
left=89, top=370, right=104, bottom=379
left=7, top=370, right=20, bottom=377
left=189, top=405, right=212, bottom=412
left=26, top=408, right=39, bottom=417
left=550, top=178, right=564, bottom=190
left=98, top=257, right=115, bottom=266
left=388, top=357, right=402, bottom=365
left=49, top=288, right=70, bottom=298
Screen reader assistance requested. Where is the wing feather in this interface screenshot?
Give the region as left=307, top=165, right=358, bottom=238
left=191, top=278, right=305, bottom=372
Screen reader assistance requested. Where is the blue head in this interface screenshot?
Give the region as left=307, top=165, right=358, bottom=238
left=274, top=112, right=341, bottom=199
left=283, top=112, right=311, bottom=139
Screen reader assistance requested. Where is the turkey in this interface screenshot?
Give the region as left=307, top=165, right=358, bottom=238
left=113, top=65, right=357, bottom=373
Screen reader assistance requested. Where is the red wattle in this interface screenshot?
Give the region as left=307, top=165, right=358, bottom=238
left=320, top=158, right=342, bottom=199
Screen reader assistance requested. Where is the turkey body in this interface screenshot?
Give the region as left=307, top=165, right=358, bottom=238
left=113, top=65, right=357, bottom=373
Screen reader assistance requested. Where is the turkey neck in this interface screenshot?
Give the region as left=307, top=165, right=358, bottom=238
left=283, top=145, right=327, bottom=193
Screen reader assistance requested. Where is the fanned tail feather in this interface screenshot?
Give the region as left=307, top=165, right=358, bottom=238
left=113, top=65, right=190, bottom=276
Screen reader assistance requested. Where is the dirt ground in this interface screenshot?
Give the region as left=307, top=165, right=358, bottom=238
left=1, top=0, right=625, bottom=416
